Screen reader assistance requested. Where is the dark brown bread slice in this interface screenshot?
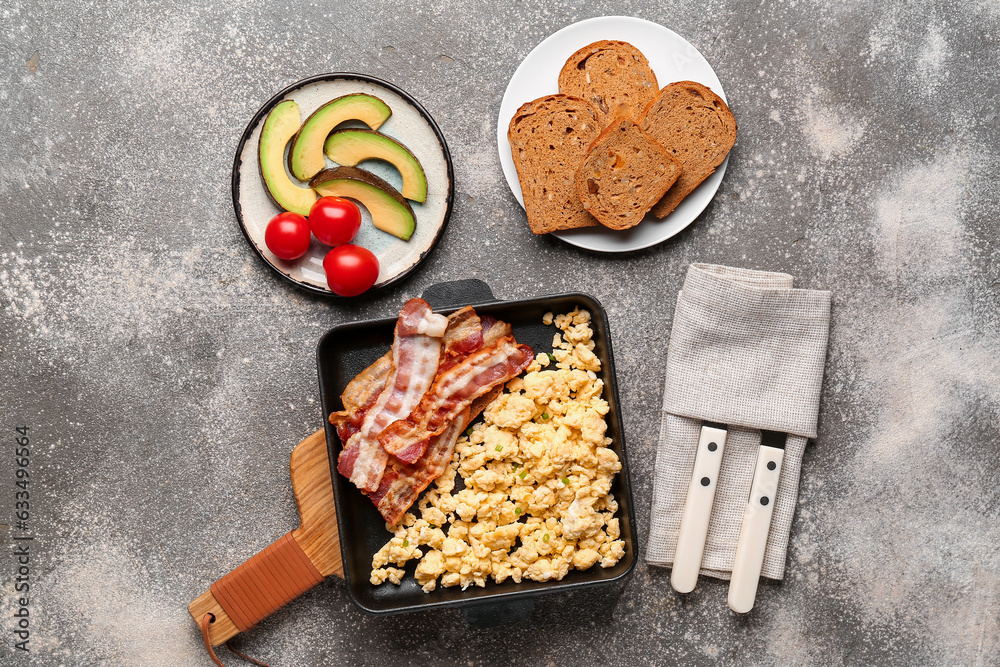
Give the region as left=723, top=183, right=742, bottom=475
left=640, top=81, right=737, bottom=218
left=575, top=119, right=682, bottom=230
left=508, top=94, right=601, bottom=234
left=558, top=40, right=659, bottom=128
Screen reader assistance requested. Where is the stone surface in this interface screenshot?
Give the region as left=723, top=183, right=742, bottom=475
left=1, top=1, right=998, bottom=665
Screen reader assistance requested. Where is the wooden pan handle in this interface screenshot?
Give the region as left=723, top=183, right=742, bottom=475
left=189, top=429, right=344, bottom=646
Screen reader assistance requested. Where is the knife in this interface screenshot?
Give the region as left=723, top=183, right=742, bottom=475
left=728, top=429, right=787, bottom=613
left=671, top=421, right=728, bottom=593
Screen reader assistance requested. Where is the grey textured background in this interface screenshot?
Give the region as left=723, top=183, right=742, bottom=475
left=1, top=1, right=998, bottom=665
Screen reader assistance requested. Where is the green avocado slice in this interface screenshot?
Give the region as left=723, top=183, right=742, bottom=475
left=310, top=166, right=415, bottom=241
left=289, top=94, right=392, bottom=182
left=324, top=129, right=428, bottom=203
left=258, top=100, right=317, bottom=216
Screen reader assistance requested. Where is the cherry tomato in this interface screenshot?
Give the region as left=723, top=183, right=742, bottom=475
left=323, top=244, right=379, bottom=297
left=309, top=196, right=361, bottom=246
left=264, top=211, right=310, bottom=260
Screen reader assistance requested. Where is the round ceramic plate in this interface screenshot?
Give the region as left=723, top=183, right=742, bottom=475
left=234, top=73, right=453, bottom=295
left=497, top=16, right=730, bottom=253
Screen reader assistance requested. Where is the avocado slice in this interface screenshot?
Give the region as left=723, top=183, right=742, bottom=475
left=324, top=129, right=428, bottom=203
left=257, top=100, right=317, bottom=216
left=310, top=166, right=416, bottom=241
left=289, top=94, right=392, bottom=182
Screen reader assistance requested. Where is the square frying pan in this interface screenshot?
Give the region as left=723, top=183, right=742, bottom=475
left=317, top=279, right=637, bottom=616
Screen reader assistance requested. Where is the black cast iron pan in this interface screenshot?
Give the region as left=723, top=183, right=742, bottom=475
left=317, top=279, right=637, bottom=619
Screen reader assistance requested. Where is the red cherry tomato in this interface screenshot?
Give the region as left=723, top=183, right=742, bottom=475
left=323, top=244, right=379, bottom=296
left=309, top=196, right=361, bottom=246
left=264, top=212, right=311, bottom=260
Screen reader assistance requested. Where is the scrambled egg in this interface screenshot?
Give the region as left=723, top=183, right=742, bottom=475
left=370, top=308, right=625, bottom=592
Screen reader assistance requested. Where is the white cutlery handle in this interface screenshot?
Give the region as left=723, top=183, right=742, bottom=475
left=728, top=445, right=785, bottom=613
left=671, top=424, right=728, bottom=594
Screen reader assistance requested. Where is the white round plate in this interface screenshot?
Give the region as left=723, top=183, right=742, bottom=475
left=235, top=73, right=453, bottom=296
left=497, top=16, right=730, bottom=253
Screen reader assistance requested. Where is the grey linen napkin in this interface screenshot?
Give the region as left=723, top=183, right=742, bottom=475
left=646, top=264, right=831, bottom=580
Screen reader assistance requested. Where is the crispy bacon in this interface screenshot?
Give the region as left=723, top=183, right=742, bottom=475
left=370, top=409, right=469, bottom=524
left=439, top=307, right=483, bottom=371
left=330, top=299, right=524, bottom=520
left=378, top=335, right=534, bottom=463
left=337, top=299, right=448, bottom=492
left=328, top=308, right=491, bottom=441
left=365, top=317, right=513, bottom=522
left=370, top=385, right=504, bottom=523
left=480, top=316, right=511, bottom=345
left=328, top=354, right=392, bottom=443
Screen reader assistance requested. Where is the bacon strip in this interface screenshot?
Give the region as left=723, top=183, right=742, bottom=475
left=369, top=385, right=503, bottom=523
left=479, top=315, right=511, bottom=347
left=329, top=307, right=486, bottom=443
left=438, top=307, right=483, bottom=371
left=369, top=409, right=469, bottom=525
left=378, top=335, right=534, bottom=463
left=367, top=320, right=513, bottom=522
left=337, top=299, right=448, bottom=493
left=328, top=354, right=392, bottom=443
left=330, top=302, right=519, bottom=517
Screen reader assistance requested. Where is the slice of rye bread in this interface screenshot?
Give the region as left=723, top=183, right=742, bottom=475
left=640, top=81, right=737, bottom=219
left=558, top=40, right=659, bottom=128
left=508, top=94, right=602, bottom=234
left=575, top=118, right=682, bottom=230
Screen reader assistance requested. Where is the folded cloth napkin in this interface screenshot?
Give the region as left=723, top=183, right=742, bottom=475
left=646, top=264, right=831, bottom=580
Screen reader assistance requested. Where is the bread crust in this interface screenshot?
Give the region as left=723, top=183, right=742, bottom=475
left=558, top=40, right=659, bottom=128
left=575, top=118, right=682, bottom=230
left=639, top=81, right=737, bottom=219
left=508, top=94, right=602, bottom=234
